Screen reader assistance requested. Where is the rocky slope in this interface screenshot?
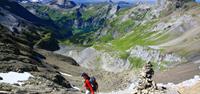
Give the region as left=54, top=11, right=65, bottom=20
left=0, top=25, right=78, bottom=93
left=0, top=0, right=83, bottom=93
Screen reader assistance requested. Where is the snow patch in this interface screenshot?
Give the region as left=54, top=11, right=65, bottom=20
left=72, top=86, right=80, bottom=91
left=0, top=91, right=10, bottom=93
left=0, top=72, right=33, bottom=85
left=60, top=72, right=72, bottom=77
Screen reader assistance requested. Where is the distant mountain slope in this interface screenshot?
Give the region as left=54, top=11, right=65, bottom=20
left=0, top=0, right=61, bottom=51
left=0, top=0, right=56, bottom=27
left=21, top=2, right=121, bottom=45
left=59, top=0, right=199, bottom=73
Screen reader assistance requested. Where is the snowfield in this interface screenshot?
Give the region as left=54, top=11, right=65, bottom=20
left=0, top=72, right=33, bottom=85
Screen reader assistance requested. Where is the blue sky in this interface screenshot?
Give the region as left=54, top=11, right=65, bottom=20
left=71, top=0, right=200, bottom=3
left=71, top=0, right=156, bottom=3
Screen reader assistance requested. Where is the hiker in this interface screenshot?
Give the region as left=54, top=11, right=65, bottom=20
left=81, top=72, right=98, bottom=94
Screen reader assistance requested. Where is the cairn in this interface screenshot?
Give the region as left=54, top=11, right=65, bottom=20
left=134, top=62, right=166, bottom=94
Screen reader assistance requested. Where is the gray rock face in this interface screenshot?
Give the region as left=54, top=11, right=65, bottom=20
left=55, top=47, right=131, bottom=73
left=154, top=0, right=194, bottom=18
left=108, top=5, right=120, bottom=18
left=55, top=0, right=76, bottom=8
left=128, top=46, right=184, bottom=66
left=157, top=0, right=192, bottom=9
left=151, top=14, right=199, bottom=33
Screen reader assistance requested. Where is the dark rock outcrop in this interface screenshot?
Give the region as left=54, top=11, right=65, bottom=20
left=37, top=34, right=60, bottom=51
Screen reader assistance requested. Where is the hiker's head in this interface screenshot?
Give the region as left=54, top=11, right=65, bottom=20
left=81, top=72, right=90, bottom=80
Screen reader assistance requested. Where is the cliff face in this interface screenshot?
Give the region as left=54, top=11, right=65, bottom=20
left=157, top=0, right=194, bottom=9
left=0, top=24, right=76, bottom=93
left=0, top=1, right=78, bottom=93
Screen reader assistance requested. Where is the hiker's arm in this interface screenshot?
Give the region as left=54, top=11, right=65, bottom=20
left=86, top=80, right=94, bottom=94
left=81, top=81, right=86, bottom=92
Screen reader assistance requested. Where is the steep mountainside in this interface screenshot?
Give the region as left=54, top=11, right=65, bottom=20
left=20, top=2, right=124, bottom=45
left=0, top=0, right=56, bottom=28
left=0, top=24, right=78, bottom=94
left=0, top=0, right=61, bottom=51
left=0, top=0, right=83, bottom=93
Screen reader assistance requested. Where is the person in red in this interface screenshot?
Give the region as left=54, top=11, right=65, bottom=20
left=81, top=72, right=95, bottom=94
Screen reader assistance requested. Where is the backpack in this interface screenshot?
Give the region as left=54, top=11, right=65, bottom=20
left=89, top=76, right=98, bottom=91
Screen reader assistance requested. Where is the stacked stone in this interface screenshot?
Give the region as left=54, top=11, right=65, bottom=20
left=134, top=62, right=165, bottom=94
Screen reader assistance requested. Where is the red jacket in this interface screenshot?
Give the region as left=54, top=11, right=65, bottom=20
left=84, top=79, right=94, bottom=94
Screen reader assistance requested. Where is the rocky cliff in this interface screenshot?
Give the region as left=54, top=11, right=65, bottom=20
left=0, top=1, right=81, bottom=93
left=0, top=25, right=77, bottom=93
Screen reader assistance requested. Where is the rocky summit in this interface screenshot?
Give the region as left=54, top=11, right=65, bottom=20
left=0, top=0, right=200, bottom=94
